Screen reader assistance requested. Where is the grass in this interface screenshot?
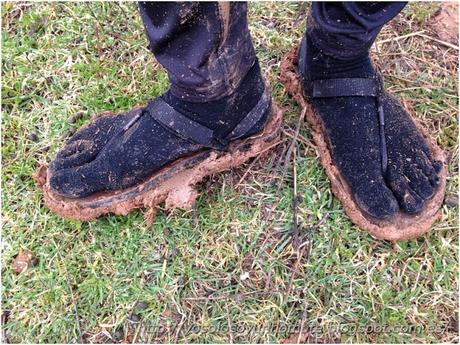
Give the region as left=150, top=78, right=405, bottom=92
left=1, top=2, right=458, bottom=343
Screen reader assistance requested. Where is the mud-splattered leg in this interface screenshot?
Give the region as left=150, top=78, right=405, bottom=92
left=139, top=2, right=257, bottom=102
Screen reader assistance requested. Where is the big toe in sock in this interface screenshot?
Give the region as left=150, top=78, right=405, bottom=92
left=299, top=35, right=441, bottom=220
left=50, top=110, right=140, bottom=172
left=49, top=160, right=111, bottom=198
left=353, top=177, right=399, bottom=219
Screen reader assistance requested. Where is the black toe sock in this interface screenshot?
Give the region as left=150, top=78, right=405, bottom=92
left=49, top=62, right=270, bottom=198
left=383, top=92, right=442, bottom=213
left=299, top=35, right=441, bottom=219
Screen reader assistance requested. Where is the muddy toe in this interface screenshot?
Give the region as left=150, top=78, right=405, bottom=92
left=52, top=111, right=140, bottom=171
left=403, top=163, right=434, bottom=200
left=49, top=161, right=110, bottom=198
left=51, top=140, right=99, bottom=171
left=413, top=153, right=441, bottom=187
left=354, top=179, right=399, bottom=219
left=386, top=167, right=424, bottom=214
left=383, top=92, right=443, bottom=210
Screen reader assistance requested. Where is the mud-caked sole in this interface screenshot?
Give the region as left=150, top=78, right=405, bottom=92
left=280, top=45, right=447, bottom=241
left=35, top=103, right=283, bottom=222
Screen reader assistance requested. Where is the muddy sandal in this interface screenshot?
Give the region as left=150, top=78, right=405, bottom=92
left=35, top=88, right=283, bottom=222
left=281, top=44, right=447, bottom=241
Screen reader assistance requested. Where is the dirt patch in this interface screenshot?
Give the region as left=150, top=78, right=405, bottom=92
left=35, top=102, right=283, bottom=222
left=428, top=2, right=459, bottom=44
left=280, top=45, right=447, bottom=242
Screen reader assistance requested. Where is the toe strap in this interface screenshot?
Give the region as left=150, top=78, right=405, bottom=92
left=227, top=88, right=271, bottom=139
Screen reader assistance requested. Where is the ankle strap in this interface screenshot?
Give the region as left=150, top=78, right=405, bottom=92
left=311, top=77, right=379, bottom=98
left=147, top=98, right=216, bottom=147
left=145, top=87, right=271, bottom=150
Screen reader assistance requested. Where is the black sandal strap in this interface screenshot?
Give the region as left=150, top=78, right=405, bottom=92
left=377, top=97, right=388, bottom=175
left=147, top=98, right=216, bottom=148
left=226, top=88, right=271, bottom=140
left=311, top=78, right=378, bottom=98
left=144, top=88, right=271, bottom=150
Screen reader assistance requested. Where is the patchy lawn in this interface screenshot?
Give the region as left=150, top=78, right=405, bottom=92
left=2, top=2, right=458, bottom=343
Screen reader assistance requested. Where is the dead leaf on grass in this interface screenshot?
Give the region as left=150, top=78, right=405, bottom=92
left=11, top=249, right=36, bottom=274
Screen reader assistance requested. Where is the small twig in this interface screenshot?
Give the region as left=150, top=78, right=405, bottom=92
left=297, top=301, right=309, bottom=344
left=310, top=212, right=329, bottom=232
left=282, top=127, right=315, bottom=150
left=415, top=33, right=459, bottom=51
left=69, top=284, right=83, bottom=342
left=236, top=155, right=261, bottom=186
left=292, top=148, right=299, bottom=252
left=132, top=323, right=141, bottom=344
left=286, top=245, right=306, bottom=296
left=85, top=3, right=103, bottom=59
left=287, top=141, right=303, bottom=296
left=236, top=139, right=284, bottom=187
left=226, top=306, right=234, bottom=343
left=376, top=29, right=459, bottom=51
left=286, top=212, right=329, bottom=295
left=184, top=289, right=287, bottom=301
left=264, top=266, right=273, bottom=292
left=292, top=2, right=309, bottom=28
left=273, top=141, right=289, bottom=173
left=192, top=203, right=199, bottom=230
left=281, top=108, right=307, bottom=177
left=287, top=144, right=304, bottom=296
left=115, top=1, right=130, bottom=21
left=300, top=213, right=329, bottom=262
left=173, top=314, right=186, bottom=342
left=375, top=30, right=426, bottom=45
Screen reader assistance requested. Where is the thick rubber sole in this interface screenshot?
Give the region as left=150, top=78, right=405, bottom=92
left=280, top=45, right=447, bottom=241
left=35, top=102, right=283, bottom=222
